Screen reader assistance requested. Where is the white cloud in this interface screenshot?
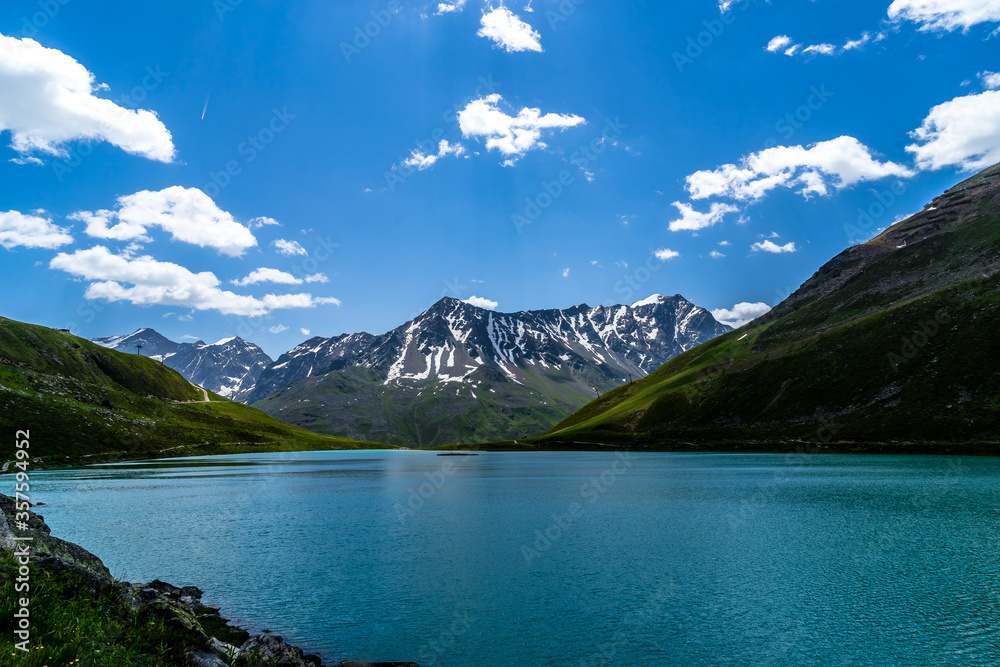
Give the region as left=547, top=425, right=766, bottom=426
left=0, top=33, right=175, bottom=163
left=668, top=201, right=740, bottom=232
left=458, top=94, right=585, bottom=159
left=436, top=0, right=467, bottom=14
left=653, top=248, right=680, bottom=261
left=906, top=90, right=1000, bottom=171
left=300, top=328, right=311, bottom=336
left=249, top=216, right=280, bottom=229
left=718, top=240, right=731, bottom=246
left=402, top=140, right=466, bottom=171
left=232, top=268, right=304, bottom=287
left=752, top=240, right=797, bottom=253
left=982, top=71, right=1000, bottom=90
left=273, top=239, right=308, bottom=256
left=888, top=0, right=1000, bottom=31
left=464, top=295, right=499, bottom=310
left=685, top=136, right=913, bottom=202
left=478, top=7, right=542, bottom=52
left=269, top=324, right=289, bottom=334
left=766, top=35, right=793, bottom=52
left=801, top=43, right=837, bottom=56
left=843, top=32, right=877, bottom=51
left=709, top=250, right=726, bottom=259
left=772, top=32, right=882, bottom=58
left=71, top=186, right=257, bottom=257
left=712, top=302, right=771, bottom=328
left=561, top=268, right=570, bottom=278
left=49, top=246, right=341, bottom=317
left=0, top=210, right=73, bottom=249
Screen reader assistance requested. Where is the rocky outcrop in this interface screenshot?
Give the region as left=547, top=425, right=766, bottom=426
left=0, top=493, right=112, bottom=592
left=0, top=494, right=419, bottom=667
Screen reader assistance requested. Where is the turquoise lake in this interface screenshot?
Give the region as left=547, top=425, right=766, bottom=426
left=10, top=451, right=1000, bottom=666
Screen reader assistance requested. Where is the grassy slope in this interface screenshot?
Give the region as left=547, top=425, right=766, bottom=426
left=0, top=317, right=387, bottom=468
left=490, top=164, right=1000, bottom=453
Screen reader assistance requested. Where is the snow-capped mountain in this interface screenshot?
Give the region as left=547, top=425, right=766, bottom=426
left=92, top=328, right=181, bottom=360
left=245, top=295, right=731, bottom=446
left=93, top=329, right=273, bottom=400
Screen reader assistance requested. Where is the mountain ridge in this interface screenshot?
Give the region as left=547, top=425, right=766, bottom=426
left=0, top=316, right=382, bottom=469
left=93, top=329, right=272, bottom=401
left=529, top=162, right=1000, bottom=452
left=248, top=293, right=731, bottom=447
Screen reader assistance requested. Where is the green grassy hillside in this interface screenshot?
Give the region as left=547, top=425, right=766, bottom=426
left=0, top=317, right=386, bottom=468
left=523, top=163, right=1000, bottom=453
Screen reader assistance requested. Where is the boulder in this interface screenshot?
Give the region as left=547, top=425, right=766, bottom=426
left=235, top=633, right=323, bottom=666
left=0, top=493, right=114, bottom=592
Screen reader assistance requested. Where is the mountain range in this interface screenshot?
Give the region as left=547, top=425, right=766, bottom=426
left=4, top=164, right=999, bottom=462
left=0, top=317, right=375, bottom=468
left=91, top=294, right=731, bottom=448
left=93, top=330, right=272, bottom=401
left=538, top=162, right=1000, bottom=452
left=247, top=294, right=730, bottom=446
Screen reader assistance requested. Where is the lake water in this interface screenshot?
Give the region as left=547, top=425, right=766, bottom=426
left=9, top=451, right=1000, bottom=666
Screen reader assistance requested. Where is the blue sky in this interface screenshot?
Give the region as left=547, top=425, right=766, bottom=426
left=1, top=0, right=998, bottom=357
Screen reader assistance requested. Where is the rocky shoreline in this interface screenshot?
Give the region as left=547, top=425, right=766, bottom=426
left=0, top=494, right=418, bottom=667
